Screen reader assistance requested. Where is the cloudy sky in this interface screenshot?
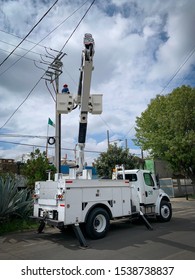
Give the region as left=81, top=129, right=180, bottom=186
left=0, top=0, right=195, bottom=165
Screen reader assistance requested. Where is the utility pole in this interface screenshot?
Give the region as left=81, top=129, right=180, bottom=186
left=141, top=149, right=144, bottom=159
left=43, top=52, right=65, bottom=173
left=125, top=139, right=128, bottom=149
left=55, top=69, right=61, bottom=173
left=53, top=53, right=65, bottom=173
left=107, top=130, right=110, bottom=148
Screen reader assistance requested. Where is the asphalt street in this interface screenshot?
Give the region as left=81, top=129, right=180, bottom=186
left=0, top=197, right=195, bottom=260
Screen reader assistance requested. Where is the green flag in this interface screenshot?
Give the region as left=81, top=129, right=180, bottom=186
left=48, top=118, right=55, bottom=127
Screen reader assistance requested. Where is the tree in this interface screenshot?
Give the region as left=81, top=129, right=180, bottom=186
left=22, top=149, right=56, bottom=188
left=135, top=85, right=195, bottom=182
left=94, top=143, right=141, bottom=178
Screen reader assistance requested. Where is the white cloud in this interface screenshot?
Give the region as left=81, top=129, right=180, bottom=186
left=0, top=0, right=195, bottom=165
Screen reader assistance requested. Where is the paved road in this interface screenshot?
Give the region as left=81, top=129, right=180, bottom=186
left=0, top=198, right=195, bottom=260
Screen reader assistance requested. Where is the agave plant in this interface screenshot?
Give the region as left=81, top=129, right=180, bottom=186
left=0, top=175, right=33, bottom=222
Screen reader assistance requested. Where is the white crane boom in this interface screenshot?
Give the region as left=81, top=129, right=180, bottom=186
left=56, top=33, right=102, bottom=178
left=76, top=33, right=95, bottom=173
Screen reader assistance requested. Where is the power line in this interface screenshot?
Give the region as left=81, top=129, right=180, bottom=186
left=0, top=140, right=102, bottom=154
left=122, top=124, right=135, bottom=140
left=0, top=133, right=47, bottom=139
left=0, top=133, right=91, bottom=147
left=0, top=133, right=82, bottom=146
left=0, top=0, right=58, bottom=67
left=0, top=0, right=89, bottom=53
left=0, top=0, right=90, bottom=77
left=99, top=115, right=115, bottom=136
left=0, top=76, right=43, bottom=130
left=159, top=44, right=195, bottom=94
left=43, top=0, right=90, bottom=48
left=45, top=80, right=56, bottom=102
left=0, top=38, right=47, bottom=58
left=0, top=29, right=49, bottom=50
left=0, top=0, right=96, bottom=132
left=60, top=0, right=96, bottom=52
left=0, top=46, right=42, bottom=64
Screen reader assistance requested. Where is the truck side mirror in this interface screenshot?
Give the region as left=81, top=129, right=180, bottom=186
left=156, top=174, right=160, bottom=187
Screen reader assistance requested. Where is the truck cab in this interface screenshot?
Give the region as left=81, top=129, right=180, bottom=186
left=113, top=166, right=172, bottom=222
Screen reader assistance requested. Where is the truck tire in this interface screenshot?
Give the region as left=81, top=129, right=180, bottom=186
left=157, top=201, right=172, bottom=222
left=85, top=208, right=110, bottom=239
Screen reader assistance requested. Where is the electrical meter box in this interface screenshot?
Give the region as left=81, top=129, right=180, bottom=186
left=89, top=94, right=103, bottom=114
left=57, top=93, right=73, bottom=114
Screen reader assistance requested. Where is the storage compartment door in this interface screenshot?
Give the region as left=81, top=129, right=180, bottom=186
left=122, top=188, right=131, bottom=215
left=112, top=188, right=123, bottom=217
left=65, top=188, right=82, bottom=224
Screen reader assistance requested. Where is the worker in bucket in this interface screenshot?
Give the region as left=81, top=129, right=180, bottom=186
left=62, top=84, right=70, bottom=93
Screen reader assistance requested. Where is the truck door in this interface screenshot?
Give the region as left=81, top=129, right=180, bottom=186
left=142, top=172, right=159, bottom=205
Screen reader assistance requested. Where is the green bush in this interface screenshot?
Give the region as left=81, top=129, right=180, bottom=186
left=0, top=175, right=33, bottom=223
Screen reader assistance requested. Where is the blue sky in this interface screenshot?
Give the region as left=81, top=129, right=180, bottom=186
left=0, top=0, right=195, bottom=164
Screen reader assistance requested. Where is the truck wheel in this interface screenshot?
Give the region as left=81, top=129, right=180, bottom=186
left=85, top=208, right=110, bottom=239
left=157, top=201, right=172, bottom=222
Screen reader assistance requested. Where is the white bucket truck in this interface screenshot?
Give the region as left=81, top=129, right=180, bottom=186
left=31, top=34, right=172, bottom=246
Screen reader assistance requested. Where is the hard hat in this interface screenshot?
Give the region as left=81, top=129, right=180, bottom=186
left=63, top=84, right=68, bottom=87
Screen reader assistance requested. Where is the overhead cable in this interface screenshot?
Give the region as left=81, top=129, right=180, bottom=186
left=0, top=47, right=42, bottom=64
left=0, top=38, right=49, bottom=58
left=0, top=0, right=96, bottom=131
left=0, top=133, right=47, bottom=139
left=0, top=0, right=58, bottom=67
left=0, top=28, right=49, bottom=50
left=0, top=0, right=89, bottom=77
left=0, top=140, right=102, bottom=154
left=0, top=76, right=43, bottom=130
left=45, top=80, right=56, bottom=102
left=60, top=0, right=96, bottom=52
left=159, top=44, right=195, bottom=94
left=0, top=0, right=89, bottom=53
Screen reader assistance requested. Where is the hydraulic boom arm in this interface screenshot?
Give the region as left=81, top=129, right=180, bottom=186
left=76, top=34, right=95, bottom=173
left=56, top=33, right=102, bottom=178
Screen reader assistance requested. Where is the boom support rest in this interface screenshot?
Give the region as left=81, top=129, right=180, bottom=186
left=72, top=224, right=88, bottom=248
left=139, top=211, right=153, bottom=230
